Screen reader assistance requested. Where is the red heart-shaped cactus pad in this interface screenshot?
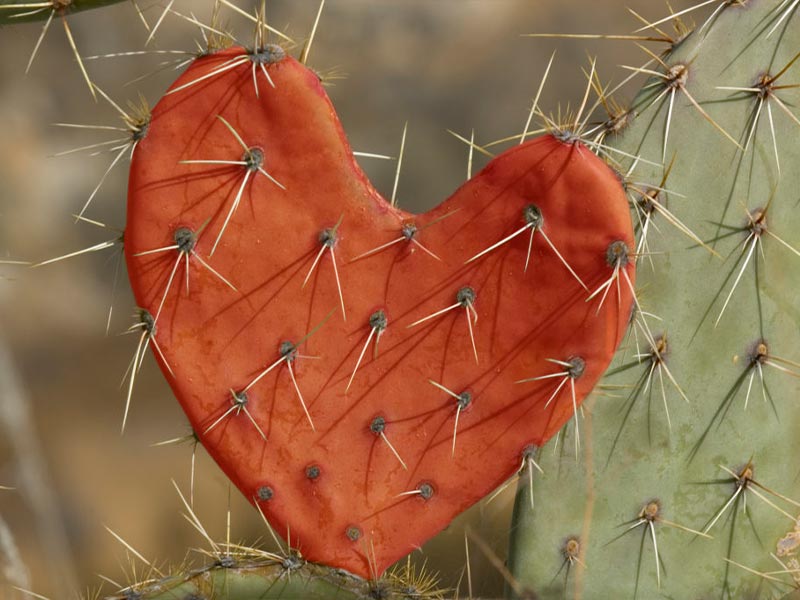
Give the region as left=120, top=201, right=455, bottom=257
left=126, top=46, right=634, bottom=578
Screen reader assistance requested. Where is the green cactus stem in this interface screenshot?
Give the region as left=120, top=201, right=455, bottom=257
left=509, top=1, right=800, bottom=598
left=101, top=553, right=445, bottom=600
left=0, top=0, right=126, bottom=25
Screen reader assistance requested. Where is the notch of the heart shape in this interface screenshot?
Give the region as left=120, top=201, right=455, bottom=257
left=125, top=46, right=635, bottom=578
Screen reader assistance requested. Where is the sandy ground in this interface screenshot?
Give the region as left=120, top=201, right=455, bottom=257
left=0, top=1, right=698, bottom=597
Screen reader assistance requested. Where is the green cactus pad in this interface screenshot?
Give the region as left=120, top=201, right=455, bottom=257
left=103, top=554, right=445, bottom=600
left=0, top=0, right=126, bottom=25
left=509, top=1, right=800, bottom=598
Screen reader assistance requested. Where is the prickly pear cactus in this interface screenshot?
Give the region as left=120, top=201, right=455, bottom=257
left=124, top=42, right=635, bottom=578
left=102, top=555, right=445, bottom=600
left=509, top=2, right=800, bottom=598
left=0, top=0, right=126, bottom=25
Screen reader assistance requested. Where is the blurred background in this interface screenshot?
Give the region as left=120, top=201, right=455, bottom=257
left=0, top=1, right=698, bottom=597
